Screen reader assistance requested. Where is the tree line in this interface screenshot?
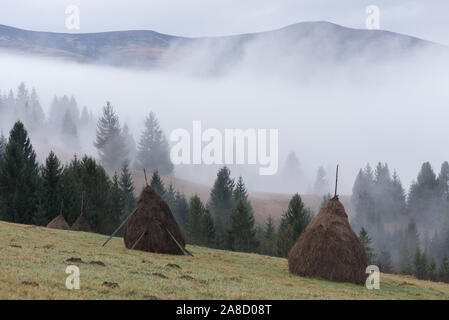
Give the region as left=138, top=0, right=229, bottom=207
left=353, top=162, right=449, bottom=283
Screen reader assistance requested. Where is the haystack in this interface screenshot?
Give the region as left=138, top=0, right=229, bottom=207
left=123, top=185, right=187, bottom=255
left=46, top=214, right=70, bottom=230
left=288, top=196, right=368, bottom=284
left=71, top=215, right=92, bottom=232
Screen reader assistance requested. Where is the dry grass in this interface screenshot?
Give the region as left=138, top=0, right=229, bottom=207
left=1, top=220, right=449, bottom=300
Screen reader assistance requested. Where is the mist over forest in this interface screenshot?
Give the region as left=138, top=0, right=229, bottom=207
left=1, top=21, right=449, bottom=280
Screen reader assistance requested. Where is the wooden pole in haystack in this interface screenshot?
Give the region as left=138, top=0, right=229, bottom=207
left=334, top=164, right=339, bottom=198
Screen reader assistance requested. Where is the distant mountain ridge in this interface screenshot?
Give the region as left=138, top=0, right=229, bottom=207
left=0, top=22, right=444, bottom=71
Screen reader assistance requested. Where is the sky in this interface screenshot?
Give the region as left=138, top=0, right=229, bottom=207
left=0, top=0, right=448, bottom=45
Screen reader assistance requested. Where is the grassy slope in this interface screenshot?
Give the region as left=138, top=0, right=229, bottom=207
left=1, top=221, right=449, bottom=300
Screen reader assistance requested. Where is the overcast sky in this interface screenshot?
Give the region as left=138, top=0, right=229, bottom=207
left=0, top=0, right=448, bottom=45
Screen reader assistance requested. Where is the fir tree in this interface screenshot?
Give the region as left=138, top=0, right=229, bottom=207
left=0, top=132, right=6, bottom=158
left=429, top=257, right=437, bottom=281
left=359, top=227, right=375, bottom=264
left=94, top=102, right=128, bottom=170
left=399, top=241, right=412, bottom=274
left=260, top=216, right=277, bottom=256
left=228, top=199, right=256, bottom=252
left=313, top=166, right=329, bottom=195
left=150, top=171, right=166, bottom=199
left=208, top=166, right=234, bottom=246
left=109, top=172, right=124, bottom=229
left=277, top=194, right=311, bottom=257
left=119, top=161, right=136, bottom=218
left=233, top=176, right=254, bottom=217
left=201, top=209, right=216, bottom=247
left=39, top=151, right=63, bottom=224
left=137, top=112, right=173, bottom=175
left=413, top=248, right=428, bottom=280
left=438, top=256, right=449, bottom=283
left=0, top=121, right=40, bottom=224
left=186, top=195, right=205, bottom=245
left=174, top=191, right=189, bottom=231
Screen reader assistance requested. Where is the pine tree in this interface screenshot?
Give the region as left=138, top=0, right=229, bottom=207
left=429, top=257, right=437, bottom=281
left=0, top=132, right=6, bottom=158
left=150, top=171, right=166, bottom=199
left=201, top=209, right=216, bottom=247
left=137, top=112, right=173, bottom=175
left=39, top=151, right=63, bottom=224
left=175, top=191, right=189, bottom=231
left=0, top=121, right=40, bottom=224
left=208, top=166, right=234, bottom=247
left=313, top=166, right=329, bottom=195
left=413, top=248, right=428, bottom=280
left=233, top=176, right=254, bottom=217
left=399, top=241, right=412, bottom=274
left=408, top=162, right=440, bottom=227
left=438, top=256, right=449, bottom=283
left=280, top=151, right=304, bottom=192
left=277, top=194, right=311, bottom=257
left=109, top=172, right=124, bottom=228
left=119, top=161, right=136, bottom=218
left=94, top=102, right=128, bottom=170
left=260, top=216, right=277, bottom=256
left=376, top=249, right=393, bottom=273
left=61, top=108, right=79, bottom=148
left=228, top=199, right=256, bottom=252
left=359, top=227, right=375, bottom=264
left=186, top=195, right=205, bottom=245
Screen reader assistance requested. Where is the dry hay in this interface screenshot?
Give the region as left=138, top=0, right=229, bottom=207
left=288, top=196, right=368, bottom=284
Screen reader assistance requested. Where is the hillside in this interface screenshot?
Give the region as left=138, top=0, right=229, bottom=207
left=1, top=220, right=448, bottom=299
left=0, top=22, right=442, bottom=72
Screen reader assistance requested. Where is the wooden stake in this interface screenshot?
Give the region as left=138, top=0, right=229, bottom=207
left=131, top=229, right=146, bottom=250
left=143, top=168, right=149, bottom=186
left=165, top=227, right=193, bottom=256
left=334, top=164, right=339, bottom=197
left=102, top=208, right=137, bottom=247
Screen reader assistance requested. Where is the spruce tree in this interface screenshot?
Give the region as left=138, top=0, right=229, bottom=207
left=0, top=132, right=6, bottom=158
left=208, top=166, right=234, bottom=245
left=0, top=121, right=40, bottom=224
left=175, top=191, right=189, bottom=231
left=228, top=199, right=256, bottom=252
left=260, top=216, right=276, bottom=256
left=119, top=161, right=136, bottom=218
left=201, top=209, right=216, bottom=247
left=438, top=256, right=449, bottom=283
left=39, top=151, right=63, bottom=224
left=313, top=166, right=329, bottom=195
left=399, top=241, right=412, bottom=274
left=94, top=102, right=128, bottom=170
left=233, top=176, right=254, bottom=217
left=109, top=172, right=124, bottom=228
left=137, top=112, right=173, bottom=175
left=277, top=193, right=311, bottom=257
left=150, top=171, right=166, bottom=199
left=186, top=195, right=205, bottom=245
left=359, top=227, right=375, bottom=264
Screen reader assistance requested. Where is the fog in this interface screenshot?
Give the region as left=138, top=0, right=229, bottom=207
left=0, top=28, right=448, bottom=195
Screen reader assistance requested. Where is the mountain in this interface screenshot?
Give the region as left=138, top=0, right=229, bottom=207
left=0, top=22, right=443, bottom=72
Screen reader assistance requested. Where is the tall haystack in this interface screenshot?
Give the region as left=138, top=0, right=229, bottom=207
left=71, top=215, right=92, bottom=232
left=123, top=185, right=187, bottom=255
left=47, top=214, right=70, bottom=230
left=288, top=196, right=368, bottom=284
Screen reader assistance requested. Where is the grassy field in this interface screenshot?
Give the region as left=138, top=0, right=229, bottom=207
left=1, top=221, right=449, bottom=300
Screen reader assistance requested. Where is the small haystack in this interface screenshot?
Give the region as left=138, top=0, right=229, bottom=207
left=123, top=185, right=187, bottom=255
left=47, top=214, right=70, bottom=230
left=71, top=215, right=92, bottom=232
left=288, top=196, right=368, bottom=284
